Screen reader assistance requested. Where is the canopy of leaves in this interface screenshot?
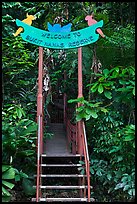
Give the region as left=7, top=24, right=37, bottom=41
left=2, top=2, right=135, bottom=202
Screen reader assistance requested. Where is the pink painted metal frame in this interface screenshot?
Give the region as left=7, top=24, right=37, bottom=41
left=65, top=47, right=91, bottom=201
left=35, top=46, right=91, bottom=202
left=36, top=47, right=44, bottom=202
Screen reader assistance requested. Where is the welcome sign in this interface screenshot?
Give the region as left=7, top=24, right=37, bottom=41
left=14, top=17, right=104, bottom=49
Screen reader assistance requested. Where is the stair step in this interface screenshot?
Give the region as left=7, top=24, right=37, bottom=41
left=34, top=174, right=86, bottom=178
left=32, top=197, right=89, bottom=202
left=41, top=164, right=82, bottom=167
left=41, top=154, right=83, bottom=157
left=34, top=185, right=89, bottom=189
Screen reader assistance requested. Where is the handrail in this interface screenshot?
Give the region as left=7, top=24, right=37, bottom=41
left=66, top=119, right=77, bottom=154
left=81, top=121, right=90, bottom=202
left=36, top=115, right=42, bottom=202
left=65, top=105, right=90, bottom=201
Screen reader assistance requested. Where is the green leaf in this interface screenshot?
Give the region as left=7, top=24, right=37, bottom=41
left=128, top=189, right=135, bottom=196
left=114, top=182, right=125, bottom=190
left=117, top=156, right=123, bottom=162
left=104, top=91, right=112, bottom=99
left=22, top=178, right=35, bottom=195
left=2, top=165, right=10, bottom=173
left=90, top=82, right=99, bottom=92
left=96, top=170, right=102, bottom=176
left=103, top=69, right=109, bottom=76
left=76, top=115, right=81, bottom=121
left=133, top=87, right=135, bottom=95
left=100, top=107, right=108, bottom=113
left=19, top=150, right=35, bottom=156
left=80, top=169, right=85, bottom=175
left=123, top=184, right=130, bottom=191
left=85, top=107, right=92, bottom=115
left=2, top=187, right=11, bottom=197
left=90, top=110, right=98, bottom=118
left=20, top=171, right=28, bottom=178
left=2, top=195, right=11, bottom=202
left=15, top=175, right=21, bottom=182
left=79, top=160, right=85, bottom=165
left=76, top=106, right=84, bottom=112
left=119, top=79, right=127, bottom=85
left=107, top=173, right=112, bottom=180
left=20, top=123, right=37, bottom=136
left=16, top=107, right=22, bottom=119
left=98, top=83, right=104, bottom=93
left=85, top=114, right=91, bottom=121
left=124, top=135, right=134, bottom=141
left=2, top=167, right=15, bottom=179
left=7, top=106, right=14, bottom=111
left=2, top=180, right=15, bottom=189
left=68, top=97, right=84, bottom=103
left=90, top=167, right=94, bottom=174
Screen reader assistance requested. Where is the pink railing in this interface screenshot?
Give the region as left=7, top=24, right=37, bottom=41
left=66, top=119, right=77, bottom=154
left=36, top=47, right=44, bottom=202
left=65, top=106, right=90, bottom=201
left=79, top=120, right=91, bottom=202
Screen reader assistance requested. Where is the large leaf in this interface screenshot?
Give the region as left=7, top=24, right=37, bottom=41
left=2, top=167, right=15, bottom=179
left=124, top=135, right=134, bottom=141
left=76, top=111, right=87, bottom=121
left=104, top=91, right=112, bottom=99
left=103, top=69, right=109, bottom=76
left=16, top=107, right=22, bottom=119
left=22, top=178, right=35, bottom=195
left=2, top=165, right=10, bottom=173
left=20, top=123, right=37, bottom=136
left=2, top=187, right=11, bottom=197
left=90, top=110, right=98, bottom=118
left=98, top=83, right=104, bottom=94
left=2, top=180, right=15, bottom=189
left=68, top=97, right=84, bottom=104
left=90, top=167, right=95, bottom=174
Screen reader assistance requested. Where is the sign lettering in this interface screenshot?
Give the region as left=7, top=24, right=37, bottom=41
left=15, top=19, right=104, bottom=49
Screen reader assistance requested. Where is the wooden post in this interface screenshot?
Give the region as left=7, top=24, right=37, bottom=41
left=77, top=47, right=83, bottom=154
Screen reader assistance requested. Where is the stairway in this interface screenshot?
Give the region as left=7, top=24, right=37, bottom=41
left=33, top=154, right=91, bottom=202
left=44, top=123, right=70, bottom=155
left=32, top=123, right=92, bottom=202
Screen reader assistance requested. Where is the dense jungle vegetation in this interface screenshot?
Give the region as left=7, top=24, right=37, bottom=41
left=2, top=2, right=135, bottom=202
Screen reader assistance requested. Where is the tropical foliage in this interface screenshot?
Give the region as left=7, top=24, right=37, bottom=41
left=2, top=2, right=135, bottom=202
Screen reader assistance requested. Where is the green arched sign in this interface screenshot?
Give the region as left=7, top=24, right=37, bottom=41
left=15, top=19, right=104, bottom=49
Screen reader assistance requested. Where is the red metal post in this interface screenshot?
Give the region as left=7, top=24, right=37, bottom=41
left=64, top=70, right=67, bottom=126
left=78, top=47, right=83, bottom=99
left=37, top=46, right=43, bottom=154
left=77, top=47, right=83, bottom=154
left=36, top=47, right=43, bottom=202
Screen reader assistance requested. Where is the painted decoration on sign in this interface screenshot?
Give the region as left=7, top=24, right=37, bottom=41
left=14, top=15, right=104, bottom=49
left=47, top=22, right=72, bottom=32
left=13, top=13, right=36, bottom=37
left=85, top=15, right=105, bottom=38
